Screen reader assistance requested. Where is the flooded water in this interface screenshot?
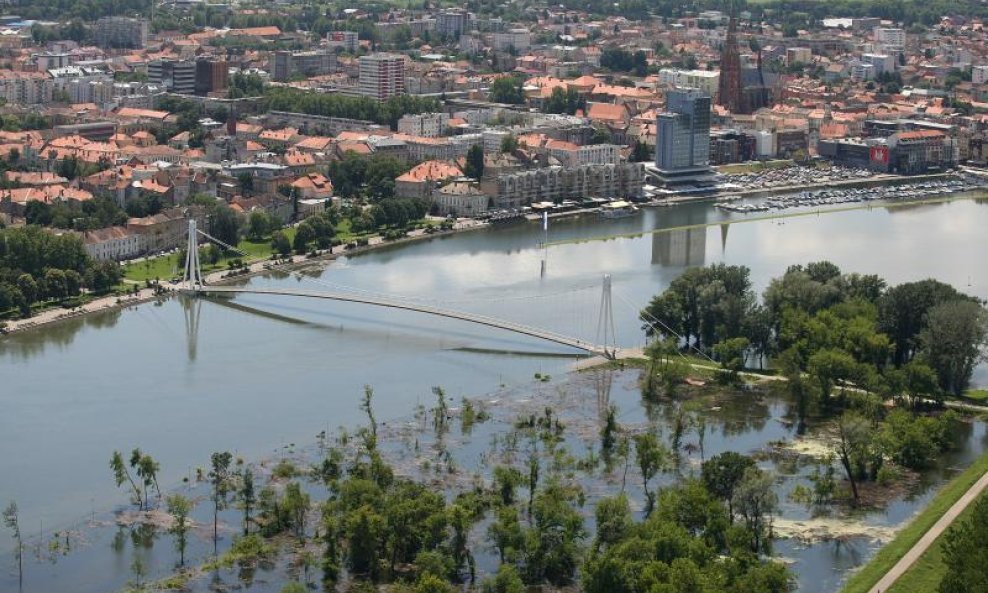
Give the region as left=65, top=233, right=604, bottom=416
left=2, top=196, right=987, bottom=592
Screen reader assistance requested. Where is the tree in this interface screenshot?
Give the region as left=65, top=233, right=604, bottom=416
left=630, top=141, right=652, bottom=162
left=293, top=222, right=315, bottom=254
left=283, top=482, right=311, bottom=540
left=807, top=348, right=860, bottom=401
left=593, top=494, right=632, bottom=551
left=500, top=135, right=518, bottom=154
left=84, top=260, right=122, bottom=293
left=488, top=76, right=525, bottom=104
left=24, top=201, right=52, bottom=226
left=111, top=450, right=143, bottom=510
left=589, top=127, right=612, bottom=145
left=832, top=411, right=873, bottom=504
left=209, top=451, right=233, bottom=551
left=877, top=279, right=972, bottom=366
left=701, top=452, right=756, bottom=523
left=641, top=264, right=757, bottom=353
left=271, top=230, right=291, bottom=256
left=464, top=145, right=485, bottom=180
left=524, top=479, right=585, bottom=586
left=246, top=210, right=276, bottom=241
left=731, top=466, right=778, bottom=554
left=488, top=505, right=524, bottom=563
left=130, top=449, right=161, bottom=511
left=492, top=466, right=524, bottom=506
left=939, top=495, right=988, bottom=593
left=346, top=505, right=386, bottom=579
left=482, top=564, right=525, bottom=593
left=361, top=385, right=377, bottom=438
left=239, top=468, right=256, bottom=535
left=633, top=432, right=669, bottom=515
left=166, top=494, right=193, bottom=566
left=713, top=336, right=750, bottom=381
left=447, top=504, right=474, bottom=580
left=210, top=206, right=242, bottom=249
left=3, top=501, right=22, bottom=589
left=918, top=300, right=988, bottom=395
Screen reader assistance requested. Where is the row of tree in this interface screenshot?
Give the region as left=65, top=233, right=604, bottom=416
left=641, top=262, right=988, bottom=396
left=23, top=196, right=129, bottom=231
left=262, top=88, right=441, bottom=130
left=0, top=226, right=122, bottom=317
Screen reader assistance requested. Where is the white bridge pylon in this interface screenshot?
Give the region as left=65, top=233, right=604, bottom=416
left=181, top=219, right=619, bottom=358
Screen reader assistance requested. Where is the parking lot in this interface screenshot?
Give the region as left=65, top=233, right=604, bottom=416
left=720, top=164, right=876, bottom=191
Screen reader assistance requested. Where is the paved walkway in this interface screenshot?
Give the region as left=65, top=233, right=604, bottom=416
left=867, top=469, right=988, bottom=593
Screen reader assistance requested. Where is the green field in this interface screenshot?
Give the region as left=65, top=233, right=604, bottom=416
left=883, top=491, right=986, bottom=593
left=963, top=389, right=988, bottom=402
left=841, top=450, right=988, bottom=593
left=122, top=230, right=297, bottom=283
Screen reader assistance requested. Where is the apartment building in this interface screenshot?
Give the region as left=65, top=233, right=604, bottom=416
left=358, top=54, right=406, bottom=101
left=545, top=140, right=621, bottom=167
left=148, top=59, right=196, bottom=94
left=94, top=17, right=149, bottom=49
left=326, top=31, right=359, bottom=53
left=397, top=113, right=447, bottom=137
left=492, top=29, right=531, bottom=53
left=490, top=162, right=644, bottom=210
left=271, top=50, right=338, bottom=82
left=0, top=71, right=53, bottom=105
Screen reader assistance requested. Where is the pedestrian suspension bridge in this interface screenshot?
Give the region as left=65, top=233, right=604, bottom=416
left=180, top=220, right=626, bottom=358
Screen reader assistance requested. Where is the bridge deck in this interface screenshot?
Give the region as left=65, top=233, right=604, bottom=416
left=194, top=286, right=609, bottom=356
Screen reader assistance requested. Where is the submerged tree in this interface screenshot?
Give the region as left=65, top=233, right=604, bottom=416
left=701, top=451, right=756, bottom=523
left=239, top=468, right=256, bottom=535
left=361, top=385, right=377, bottom=438
left=131, top=449, right=161, bottom=510
left=731, top=466, right=779, bottom=554
left=633, top=432, right=670, bottom=515
left=110, top=450, right=143, bottom=510
left=209, top=451, right=234, bottom=551
left=3, top=501, right=22, bottom=589
left=166, top=494, right=193, bottom=566
left=832, top=411, right=873, bottom=504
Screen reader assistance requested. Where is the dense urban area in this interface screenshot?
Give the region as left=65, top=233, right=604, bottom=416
left=1, top=1, right=987, bottom=593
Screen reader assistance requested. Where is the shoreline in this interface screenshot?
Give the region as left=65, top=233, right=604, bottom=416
left=2, top=181, right=985, bottom=338
left=0, top=219, right=490, bottom=337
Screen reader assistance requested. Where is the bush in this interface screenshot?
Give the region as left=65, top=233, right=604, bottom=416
left=876, top=465, right=899, bottom=486
left=273, top=460, right=299, bottom=479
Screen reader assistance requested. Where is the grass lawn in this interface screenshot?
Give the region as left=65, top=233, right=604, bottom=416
left=841, top=450, right=988, bottom=593
left=884, top=491, right=986, bottom=593
left=963, top=389, right=988, bottom=402
left=123, top=229, right=297, bottom=283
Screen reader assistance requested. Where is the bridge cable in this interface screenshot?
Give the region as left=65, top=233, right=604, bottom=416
left=613, top=290, right=718, bottom=365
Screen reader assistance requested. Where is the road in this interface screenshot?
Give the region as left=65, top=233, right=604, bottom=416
left=867, top=468, right=988, bottom=593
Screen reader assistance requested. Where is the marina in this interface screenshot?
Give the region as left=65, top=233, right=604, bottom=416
left=715, top=175, right=984, bottom=213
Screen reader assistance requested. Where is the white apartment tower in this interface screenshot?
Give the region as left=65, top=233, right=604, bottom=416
left=358, top=54, right=406, bottom=101
left=873, top=27, right=905, bottom=50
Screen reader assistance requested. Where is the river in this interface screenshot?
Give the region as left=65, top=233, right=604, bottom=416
left=1, top=196, right=986, bottom=592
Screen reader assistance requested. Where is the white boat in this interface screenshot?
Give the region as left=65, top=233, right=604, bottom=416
left=599, top=200, right=640, bottom=218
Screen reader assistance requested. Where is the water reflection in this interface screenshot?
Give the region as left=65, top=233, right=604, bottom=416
left=651, top=226, right=708, bottom=266
left=0, top=308, right=123, bottom=360
left=182, top=297, right=202, bottom=362
left=592, top=367, right=613, bottom=420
